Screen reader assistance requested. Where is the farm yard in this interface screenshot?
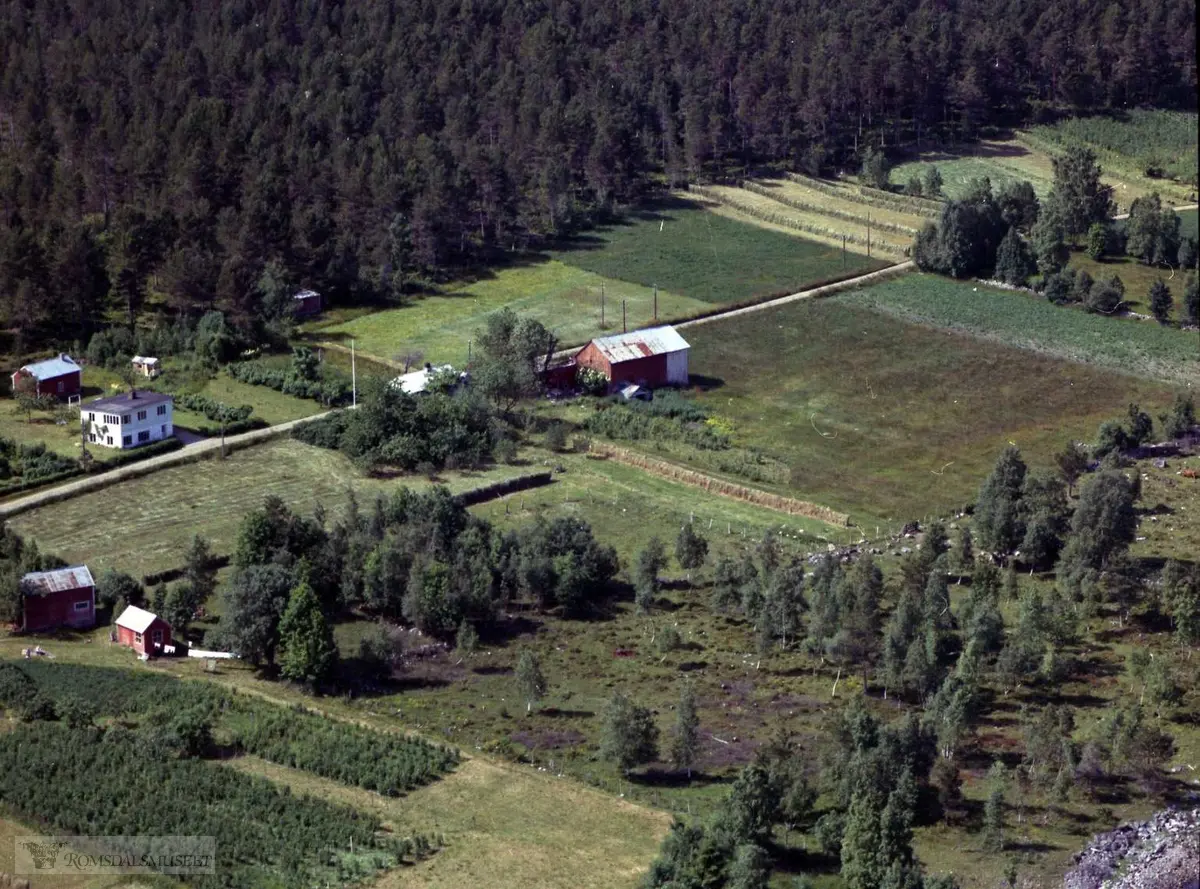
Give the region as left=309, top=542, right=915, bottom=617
left=315, top=198, right=885, bottom=364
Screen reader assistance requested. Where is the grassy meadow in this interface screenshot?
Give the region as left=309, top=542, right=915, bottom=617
left=656, top=285, right=1183, bottom=527
left=7, top=439, right=533, bottom=579
left=316, top=198, right=884, bottom=364
left=846, top=274, right=1200, bottom=386
left=890, top=128, right=1197, bottom=212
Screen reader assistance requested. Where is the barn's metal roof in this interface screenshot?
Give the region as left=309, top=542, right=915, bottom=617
left=586, top=326, right=690, bottom=364
left=115, top=605, right=159, bottom=634
left=17, top=354, right=80, bottom=381
left=294, top=289, right=320, bottom=300
left=21, top=565, right=94, bottom=597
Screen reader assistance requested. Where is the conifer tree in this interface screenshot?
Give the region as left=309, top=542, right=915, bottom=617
left=974, top=446, right=1027, bottom=556
left=277, top=580, right=338, bottom=687
left=1149, top=279, right=1173, bottom=324
left=993, top=226, right=1036, bottom=285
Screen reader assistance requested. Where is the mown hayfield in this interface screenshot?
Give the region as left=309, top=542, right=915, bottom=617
left=890, top=140, right=1058, bottom=201
left=548, top=196, right=884, bottom=300
left=227, top=756, right=670, bottom=889
left=689, top=184, right=911, bottom=256
left=753, top=177, right=929, bottom=235
left=319, top=199, right=883, bottom=364
left=1067, top=250, right=1192, bottom=322
left=472, top=451, right=838, bottom=562
left=8, top=439, right=532, bottom=579
left=848, top=274, right=1200, bottom=385
left=313, top=260, right=702, bottom=365
left=671, top=285, right=1181, bottom=526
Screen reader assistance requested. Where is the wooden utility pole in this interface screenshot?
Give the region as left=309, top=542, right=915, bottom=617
left=842, top=234, right=846, bottom=268
left=622, top=299, right=627, bottom=332
left=653, top=284, right=658, bottom=321
left=351, top=339, right=357, bottom=407
left=867, top=213, right=872, bottom=257
left=601, top=284, right=605, bottom=326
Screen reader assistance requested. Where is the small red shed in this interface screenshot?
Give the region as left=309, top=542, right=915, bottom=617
left=115, top=605, right=173, bottom=657
left=20, top=566, right=95, bottom=633
left=11, top=354, right=82, bottom=400
left=575, top=326, right=690, bottom=389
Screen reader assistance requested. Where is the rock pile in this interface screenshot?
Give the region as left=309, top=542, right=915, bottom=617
left=1063, top=807, right=1199, bottom=889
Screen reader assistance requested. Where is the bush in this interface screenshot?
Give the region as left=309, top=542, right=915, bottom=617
left=175, top=394, right=253, bottom=424
left=226, top=361, right=352, bottom=407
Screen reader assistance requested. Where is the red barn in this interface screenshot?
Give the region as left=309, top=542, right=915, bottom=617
left=19, top=566, right=95, bottom=633
left=575, top=326, right=690, bottom=389
left=11, top=354, right=82, bottom=400
left=115, top=605, right=173, bottom=657
left=292, top=289, right=322, bottom=318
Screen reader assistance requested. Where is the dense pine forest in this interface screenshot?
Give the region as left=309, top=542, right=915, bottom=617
left=0, top=0, right=1195, bottom=351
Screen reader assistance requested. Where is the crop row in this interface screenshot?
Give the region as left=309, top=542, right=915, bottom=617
left=783, top=171, right=942, bottom=218
left=742, top=180, right=919, bottom=236
left=688, top=184, right=908, bottom=257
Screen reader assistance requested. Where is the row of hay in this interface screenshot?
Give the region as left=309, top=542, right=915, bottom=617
left=742, top=180, right=919, bottom=236
left=783, top=172, right=942, bottom=218
left=687, top=185, right=908, bottom=257
left=456, top=471, right=554, bottom=507
left=587, top=441, right=850, bottom=527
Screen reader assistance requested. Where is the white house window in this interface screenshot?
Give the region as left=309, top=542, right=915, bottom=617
left=106, top=436, right=113, bottom=445
left=87, top=412, right=95, bottom=422
left=161, top=425, right=168, bottom=436
left=137, top=430, right=150, bottom=443
left=88, top=434, right=95, bottom=443
left=121, top=414, right=130, bottom=423
left=123, top=435, right=132, bottom=446
left=157, top=405, right=167, bottom=416
left=73, top=601, right=90, bottom=611
left=134, top=632, right=142, bottom=644
left=137, top=410, right=147, bottom=421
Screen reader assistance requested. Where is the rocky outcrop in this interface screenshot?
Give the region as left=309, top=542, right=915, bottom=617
left=1064, top=808, right=1199, bottom=889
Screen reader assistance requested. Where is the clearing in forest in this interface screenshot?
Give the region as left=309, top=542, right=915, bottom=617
left=316, top=198, right=884, bottom=364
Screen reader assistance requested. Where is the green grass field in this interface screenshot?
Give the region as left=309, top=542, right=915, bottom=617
left=846, top=274, right=1200, bottom=386
left=316, top=198, right=884, bottom=364
left=7, top=439, right=532, bottom=579
left=891, top=133, right=1197, bottom=212
left=666, top=286, right=1182, bottom=526
left=1027, top=110, right=1199, bottom=187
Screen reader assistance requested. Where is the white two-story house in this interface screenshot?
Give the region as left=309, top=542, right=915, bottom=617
left=84, top=390, right=174, bottom=449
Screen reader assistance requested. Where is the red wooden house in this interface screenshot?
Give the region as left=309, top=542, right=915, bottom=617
left=11, top=354, right=82, bottom=400
left=574, top=326, right=690, bottom=389
left=115, top=605, right=172, bottom=656
left=20, top=566, right=95, bottom=633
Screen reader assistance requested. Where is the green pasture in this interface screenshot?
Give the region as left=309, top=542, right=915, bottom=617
left=670, top=286, right=1180, bottom=526
left=890, top=140, right=1057, bottom=200
left=1067, top=248, right=1194, bottom=322
left=317, top=199, right=882, bottom=364
left=846, top=274, right=1200, bottom=386
left=7, top=439, right=530, bottom=579
left=1027, top=109, right=1199, bottom=188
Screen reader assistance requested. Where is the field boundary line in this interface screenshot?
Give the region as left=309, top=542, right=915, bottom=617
left=586, top=441, right=850, bottom=527
left=677, top=261, right=914, bottom=329
left=0, top=412, right=332, bottom=520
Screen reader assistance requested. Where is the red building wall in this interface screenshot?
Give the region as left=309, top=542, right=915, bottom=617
left=575, top=343, right=669, bottom=387
left=11, top=370, right=82, bottom=400
left=22, top=586, right=95, bottom=632
left=117, top=620, right=172, bottom=656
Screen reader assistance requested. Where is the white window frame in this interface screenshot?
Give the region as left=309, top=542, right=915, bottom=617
left=134, top=632, right=142, bottom=644
left=73, top=600, right=90, bottom=612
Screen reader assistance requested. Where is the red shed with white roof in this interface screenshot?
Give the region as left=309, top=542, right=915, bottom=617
left=115, top=605, right=173, bottom=657
left=574, top=325, right=690, bottom=389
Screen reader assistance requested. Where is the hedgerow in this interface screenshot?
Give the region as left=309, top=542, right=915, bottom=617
left=175, top=393, right=254, bottom=423
left=226, top=360, right=352, bottom=407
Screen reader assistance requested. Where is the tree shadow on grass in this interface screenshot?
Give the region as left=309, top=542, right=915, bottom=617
left=632, top=766, right=727, bottom=789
